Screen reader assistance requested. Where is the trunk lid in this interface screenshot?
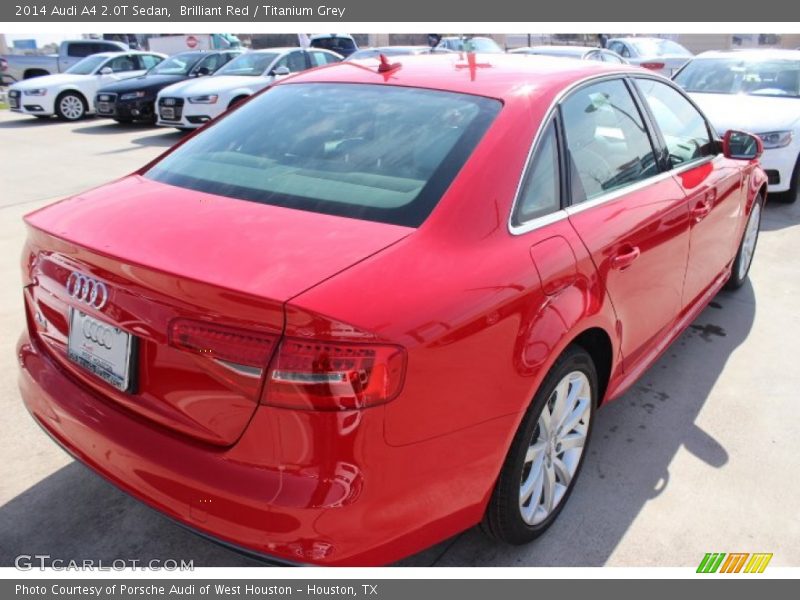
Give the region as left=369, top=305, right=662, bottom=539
left=23, top=175, right=411, bottom=445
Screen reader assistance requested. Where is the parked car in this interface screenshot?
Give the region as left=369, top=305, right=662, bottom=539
left=309, top=33, right=358, bottom=58
left=606, top=37, right=692, bottom=75
left=673, top=50, right=800, bottom=201
left=7, top=51, right=165, bottom=121
left=94, top=50, right=243, bottom=124
left=17, top=55, right=766, bottom=566
left=155, top=48, right=341, bottom=130
left=0, top=39, right=128, bottom=85
left=346, top=46, right=453, bottom=61
left=510, top=45, right=627, bottom=63
left=437, top=35, right=504, bottom=53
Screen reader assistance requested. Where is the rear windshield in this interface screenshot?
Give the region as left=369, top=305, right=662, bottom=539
left=145, top=83, right=501, bottom=227
left=311, top=37, right=356, bottom=53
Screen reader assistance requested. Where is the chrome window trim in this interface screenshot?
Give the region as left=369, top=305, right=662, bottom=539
left=508, top=71, right=719, bottom=236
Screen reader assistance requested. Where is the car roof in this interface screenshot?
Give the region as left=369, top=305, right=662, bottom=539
left=692, top=49, right=800, bottom=60
left=608, top=37, right=667, bottom=43
left=519, top=46, right=597, bottom=55
left=87, top=51, right=163, bottom=59
left=282, top=53, right=636, bottom=102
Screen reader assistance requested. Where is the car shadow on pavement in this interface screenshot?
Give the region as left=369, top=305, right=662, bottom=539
left=0, top=117, right=66, bottom=129
left=0, top=284, right=756, bottom=568
left=399, top=282, right=757, bottom=566
left=70, top=121, right=187, bottom=152
left=0, top=461, right=262, bottom=567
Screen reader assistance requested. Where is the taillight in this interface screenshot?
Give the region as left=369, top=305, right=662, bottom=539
left=264, top=338, right=407, bottom=410
left=640, top=62, right=665, bottom=70
left=169, top=319, right=279, bottom=367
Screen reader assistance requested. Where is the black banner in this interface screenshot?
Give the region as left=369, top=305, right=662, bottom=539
left=3, top=0, right=800, bottom=22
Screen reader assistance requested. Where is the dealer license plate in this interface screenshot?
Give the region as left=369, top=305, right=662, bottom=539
left=67, top=308, right=134, bottom=392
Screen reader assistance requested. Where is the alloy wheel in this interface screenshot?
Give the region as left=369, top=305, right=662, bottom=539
left=59, top=95, right=85, bottom=120
left=519, top=370, right=592, bottom=525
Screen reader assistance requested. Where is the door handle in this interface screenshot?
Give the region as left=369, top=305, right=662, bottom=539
left=691, top=199, right=712, bottom=220
left=611, top=246, right=640, bottom=271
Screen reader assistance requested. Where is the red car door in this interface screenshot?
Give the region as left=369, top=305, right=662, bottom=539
left=633, top=77, right=746, bottom=307
left=558, top=78, right=692, bottom=371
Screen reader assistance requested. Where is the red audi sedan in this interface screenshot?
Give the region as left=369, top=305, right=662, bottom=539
left=18, top=54, right=766, bottom=565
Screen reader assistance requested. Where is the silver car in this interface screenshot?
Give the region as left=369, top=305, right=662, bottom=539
left=606, top=37, right=693, bottom=76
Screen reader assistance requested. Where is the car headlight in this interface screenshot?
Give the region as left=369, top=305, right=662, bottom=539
left=757, top=131, right=793, bottom=149
left=187, top=95, right=219, bottom=104
left=23, top=88, right=47, bottom=96
left=119, top=91, right=146, bottom=101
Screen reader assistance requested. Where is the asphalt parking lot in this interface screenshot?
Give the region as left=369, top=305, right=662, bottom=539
left=0, top=108, right=799, bottom=568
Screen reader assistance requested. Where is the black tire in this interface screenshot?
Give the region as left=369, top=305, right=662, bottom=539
left=482, top=345, right=597, bottom=545
left=725, top=194, right=763, bottom=291
left=55, top=91, right=87, bottom=121
left=783, top=155, right=800, bottom=204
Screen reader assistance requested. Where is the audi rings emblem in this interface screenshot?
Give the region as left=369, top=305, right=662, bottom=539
left=82, top=319, right=114, bottom=349
left=66, top=272, right=109, bottom=310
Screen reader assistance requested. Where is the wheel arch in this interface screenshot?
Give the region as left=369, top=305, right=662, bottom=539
left=55, top=87, right=90, bottom=110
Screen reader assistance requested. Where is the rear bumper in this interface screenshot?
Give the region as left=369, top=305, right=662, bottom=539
left=17, top=328, right=503, bottom=565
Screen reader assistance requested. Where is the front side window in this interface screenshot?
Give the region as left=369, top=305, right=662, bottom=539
left=194, top=53, right=227, bottom=74
left=150, top=53, right=202, bottom=75
left=145, top=83, right=501, bottom=227
left=513, top=121, right=560, bottom=225
left=560, top=78, right=658, bottom=203
left=636, top=78, right=713, bottom=167
left=274, top=51, right=308, bottom=73
left=105, top=55, right=138, bottom=73
left=65, top=55, right=107, bottom=75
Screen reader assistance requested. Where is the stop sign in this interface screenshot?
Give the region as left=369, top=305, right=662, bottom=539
left=186, top=35, right=199, bottom=49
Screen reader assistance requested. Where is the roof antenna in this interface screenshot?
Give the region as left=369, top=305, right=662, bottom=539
left=377, top=53, right=400, bottom=73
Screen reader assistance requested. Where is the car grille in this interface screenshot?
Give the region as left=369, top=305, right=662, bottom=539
left=8, top=89, right=20, bottom=108
left=158, top=97, right=184, bottom=121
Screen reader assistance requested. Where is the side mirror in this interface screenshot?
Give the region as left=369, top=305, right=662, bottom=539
left=723, top=130, right=763, bottom=160
left=99, top=66, right=114, bottom=75
left=194, top=66, right=211, bottom=77
left=272, top=66, right=291, bottom=77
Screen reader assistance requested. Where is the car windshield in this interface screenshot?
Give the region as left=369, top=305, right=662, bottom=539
left=630, top=39, right=691, bottom=57
left=145, top=83, right=501, bottom=227
left=65, top=55, right=107, bottom=75
left=215, top=52, right=278, bottom=76
left=149, top=53, right=203, bottom=75
left=674, top=58, right=800, bottom=98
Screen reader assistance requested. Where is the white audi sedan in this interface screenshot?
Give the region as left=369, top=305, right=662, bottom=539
left=155, top=48, right=342, bottom=130
left=7, top=51, right=165, bottom=121
left=673, top=50, right=800, bottom=200
left=606, top=37, right=692, bottom=76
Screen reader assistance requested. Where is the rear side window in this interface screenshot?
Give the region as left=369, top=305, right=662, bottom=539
left=635, top=78, right=714, bottom=167
left=145, top=83, right=501, bottom=227
left=513, top=121, right=560, bottom=225
left=561, top=78, right=658, bottom=203
left=67, top=43, right=96, bottom=57
left=138, top=54, right=162, bottom=70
